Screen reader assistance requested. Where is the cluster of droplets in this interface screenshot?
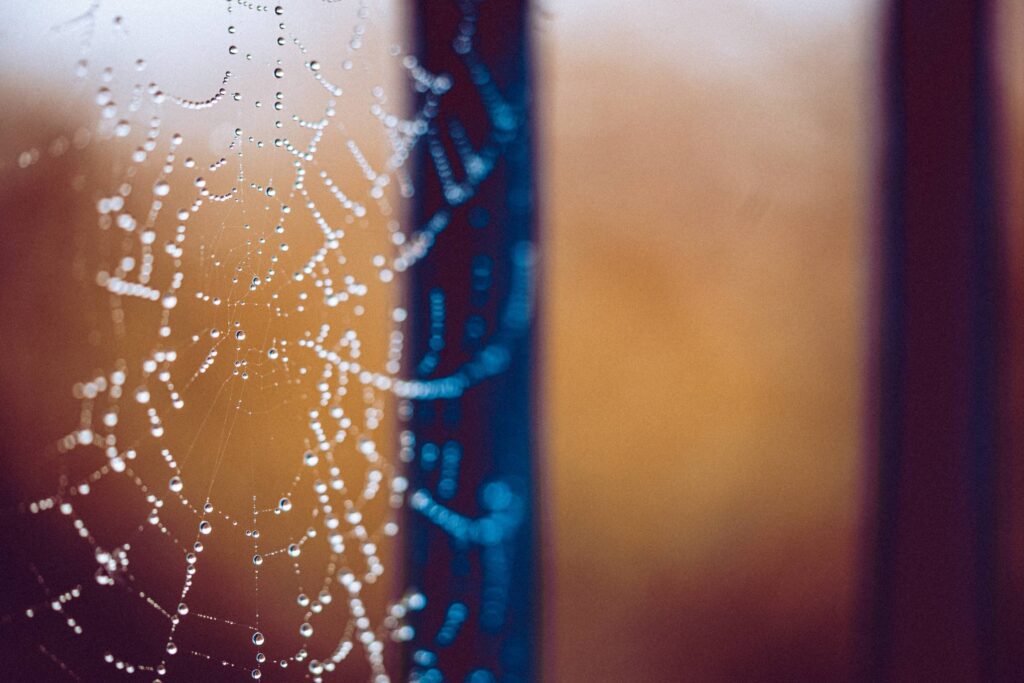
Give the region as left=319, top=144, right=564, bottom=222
left=2, top=0, right=536, bottom=680
left=0, top=1, right=450, bottom=681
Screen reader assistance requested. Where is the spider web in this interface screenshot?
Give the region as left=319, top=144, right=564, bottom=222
left=0, top=0, right=537, bottom=679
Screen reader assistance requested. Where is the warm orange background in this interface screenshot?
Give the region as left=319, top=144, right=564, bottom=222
left=538, top=2, right=876, bottom=679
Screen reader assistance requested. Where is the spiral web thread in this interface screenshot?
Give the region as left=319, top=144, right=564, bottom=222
left=0, top=0, right=532, bottom=681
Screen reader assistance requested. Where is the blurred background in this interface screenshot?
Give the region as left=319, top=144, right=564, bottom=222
left=539, top=1, right=873, bottom=679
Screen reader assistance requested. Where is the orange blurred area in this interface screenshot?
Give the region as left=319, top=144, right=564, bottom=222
left=538, top=1, right=876, bottom=679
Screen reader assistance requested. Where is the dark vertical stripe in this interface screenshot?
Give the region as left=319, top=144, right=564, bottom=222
left=863, top=3, right=908, bottom=677
left=967, top=1, right=1001, bottom=678
left=865, top=1, right=1002, bottom=680
left=407, top=2, right=536, bottom=681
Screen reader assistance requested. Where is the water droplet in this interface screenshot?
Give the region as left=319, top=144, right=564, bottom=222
left=169, top=476, right=183, bottom=493
left=252, top=631, right=265, bottom=646
left=199, top=521, right=212, bottom=535
left=252, top=554, right=263, bottom=566
left=278, top=497, right=291, bottom=512
left=299, top=622, right=313, bottom=638
left=273, top=67, right=284, bottom=79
